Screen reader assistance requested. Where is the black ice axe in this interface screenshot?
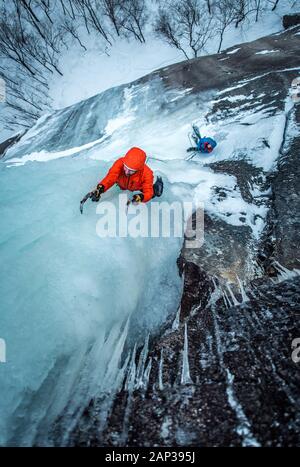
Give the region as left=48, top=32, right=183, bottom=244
left=80, top=184, right=104, bottom=214
left=80, top=192, right=93, bottom=214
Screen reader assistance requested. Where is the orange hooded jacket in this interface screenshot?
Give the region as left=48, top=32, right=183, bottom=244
left=99, top=147, right=154, bottom=202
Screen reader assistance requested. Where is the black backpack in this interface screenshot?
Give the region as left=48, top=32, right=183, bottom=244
left=153, top=176, right=164, bottom=198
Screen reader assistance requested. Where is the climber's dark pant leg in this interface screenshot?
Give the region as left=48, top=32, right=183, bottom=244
left=152, top=176, right=164, bottom=198
left=187, top=147, right=200, bottom=153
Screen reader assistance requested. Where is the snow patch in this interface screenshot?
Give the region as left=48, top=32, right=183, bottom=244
left=227, top=48, right=241, bottom=55
left=255, top=49, right=279, bottom=55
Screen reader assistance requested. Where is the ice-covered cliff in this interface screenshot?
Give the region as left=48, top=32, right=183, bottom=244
left=0, top=25, right=299, bottom=447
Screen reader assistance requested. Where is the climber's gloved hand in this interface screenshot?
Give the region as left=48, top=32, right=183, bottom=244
left=91, top=184, right=105, bottom=202
left=132, top=193, right=144, bottom=204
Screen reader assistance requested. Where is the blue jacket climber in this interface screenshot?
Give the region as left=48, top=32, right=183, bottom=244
left=197, top=137, right=217, bottom=153
left=187, top=125, right=217, bottom=154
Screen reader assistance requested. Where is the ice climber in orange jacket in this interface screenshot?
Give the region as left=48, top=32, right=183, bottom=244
left=91, top=147, right=163, bottom=204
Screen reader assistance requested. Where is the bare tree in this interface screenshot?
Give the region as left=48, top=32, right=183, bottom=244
left=0, top=0, right=128, bottom=132
left=101, top=0, right=123, bottom=37
left=61, top=18, right=87, bottom=51
left=17, top=0, right=50, bottom=45
left=120, top=0, right=148, bottom=43
left=39, top=0, right=54, bottom=25
left=215, top=0, right=237, bottom=53
left=233, top=0, right=248, bottom=28
left=0, top=62, right=51, bottom=131
left=8, top=0, right=65, bottom=73
left=267, top=0, right=281, bottom=10
left=250, top=0, right=278, bottom=22
left=155, top=0, right=214, bottom=59
left=73, top=0, right=112, bottom=45
left=0, top=0, right=118, bottom=132
left=206, top=0, right=212, bottom=14
left=58, top=0, right=77, bottom=20
left=155, top=10, right=190, bottom=59
left=250, top=0, right=271, bottom=22
left=0, top=17, right=46, bottom=82
left=251, top=0, right=261, bottom=22
left=0, top=1, right=56, bottom=131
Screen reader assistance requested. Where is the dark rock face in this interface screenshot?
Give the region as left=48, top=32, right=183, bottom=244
left=176, top=259, right=213, bottom=319
left=154, top=26, right=300, bottom=95
left=208, top=161, right=266, bottom=205
left=71, top=276, right=300, bottom=447
left=259, top=104, right=300, bottom=274
left=283, top=14, right=300, bottom=29
left=178, top=212, right=254, bottom=320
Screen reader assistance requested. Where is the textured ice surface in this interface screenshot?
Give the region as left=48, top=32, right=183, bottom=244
left=0, top=151, right=183, bottom=445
